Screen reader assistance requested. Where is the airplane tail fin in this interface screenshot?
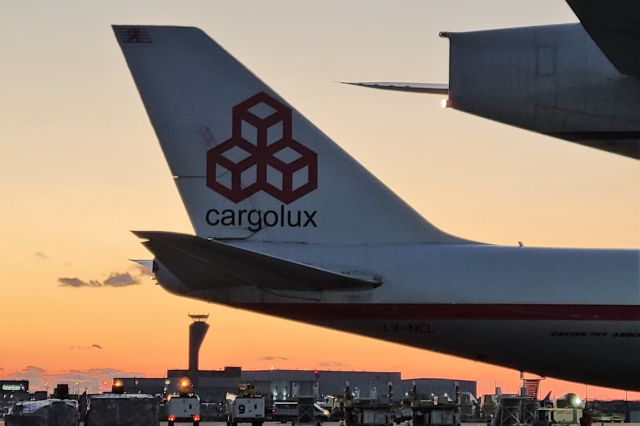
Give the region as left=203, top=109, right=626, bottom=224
left=114, top=25, right=468, bottom=244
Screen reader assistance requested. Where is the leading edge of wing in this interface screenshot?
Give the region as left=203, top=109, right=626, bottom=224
left=340, top=81, right=449, bottom=94
left=133, top=231, right=382, bottom=292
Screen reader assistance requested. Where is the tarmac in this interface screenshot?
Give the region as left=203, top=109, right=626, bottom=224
left=1, top=422, right=336, bottom=426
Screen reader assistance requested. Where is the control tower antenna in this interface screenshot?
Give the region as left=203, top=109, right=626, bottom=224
left=188, top=313, right=210, bottom=322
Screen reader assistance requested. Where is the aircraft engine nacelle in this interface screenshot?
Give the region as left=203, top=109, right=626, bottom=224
left=442, top=23, right=640, bottom=158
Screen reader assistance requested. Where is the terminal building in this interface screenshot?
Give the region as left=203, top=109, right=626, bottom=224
left=0, top=380, right=30, bottom=402
left=169, top=367, right=241, bottom=401
left=0, top=380, right=31, bottom=413
left=243, top=370, right=476, bottom=401
left=402, top=378, right=476, bottom=399
left=243, top=369, right=400, bottom=400
left=116, top=367, right=242, bottom=401
left=116, top=368, right=475, bottom=403
left=0, top=380, right=28, bottom=395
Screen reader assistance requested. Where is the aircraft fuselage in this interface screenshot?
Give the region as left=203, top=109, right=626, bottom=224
left=164, top=243, right=640, bottom=390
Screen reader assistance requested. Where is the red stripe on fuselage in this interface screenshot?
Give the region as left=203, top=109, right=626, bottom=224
left=236, top=303, right=640, bottom=321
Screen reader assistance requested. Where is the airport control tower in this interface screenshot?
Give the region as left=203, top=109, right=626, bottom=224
left=188, top=314, right=210, bottom=389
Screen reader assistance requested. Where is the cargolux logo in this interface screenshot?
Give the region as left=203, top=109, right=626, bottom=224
left=206, top=92, right=318, bottom=204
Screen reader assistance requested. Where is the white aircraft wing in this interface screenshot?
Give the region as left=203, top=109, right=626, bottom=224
left=133, top=231, right=381, bottom=292
left=341, top=81, right=448, bottom=94
left=342, top=4, right=640, bottom=159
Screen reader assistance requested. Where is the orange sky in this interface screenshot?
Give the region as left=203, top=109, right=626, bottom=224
left=1, top=0, right=638, bottom=400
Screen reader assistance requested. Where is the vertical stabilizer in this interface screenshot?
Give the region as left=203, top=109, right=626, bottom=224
left=114, top=25, right=468, bottom=244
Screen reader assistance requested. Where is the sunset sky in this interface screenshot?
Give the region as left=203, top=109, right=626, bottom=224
left=1, top=0, right=638, bottom=400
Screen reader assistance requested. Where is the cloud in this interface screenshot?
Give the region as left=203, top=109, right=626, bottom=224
left=258, top=355, right=289, bottom=361
left=34, top=251, right=50, bottom=260
left=103, top=272, right=138, bottom=287
left=58, top=270, right=143, bottom=289
left=7, top=366, right=47, bottom=384
left=69, top=344, right=103, bottom=350
left=318, top=360, right=348, bottom=368
left=58, top=277, right=101, bottom=288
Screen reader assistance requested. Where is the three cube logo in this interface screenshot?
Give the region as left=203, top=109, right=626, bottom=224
left=206, top=92, right=318, bottom=204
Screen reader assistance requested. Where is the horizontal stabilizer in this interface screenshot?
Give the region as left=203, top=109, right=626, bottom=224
left=341, top=81, right=449, bottom=94
left=567, top=0, right=640, bottom=77
left=133, top=231, right=381, bottom=292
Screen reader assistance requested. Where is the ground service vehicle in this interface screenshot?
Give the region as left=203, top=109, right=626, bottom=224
left=272, top=402, right=298, bottom=423
left=226, top=384, right=266, bottom=426
left=167, top=377, right=201, bottom=426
